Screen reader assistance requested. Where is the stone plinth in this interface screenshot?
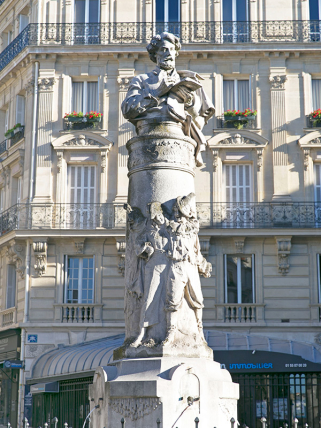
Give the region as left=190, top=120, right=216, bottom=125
left=89, top=357, right=239, bottom=428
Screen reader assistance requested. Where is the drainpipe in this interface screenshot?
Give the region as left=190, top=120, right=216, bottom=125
left=17, top=240, right=31, bottom=428
left=30, top=61, right=39, bottom=202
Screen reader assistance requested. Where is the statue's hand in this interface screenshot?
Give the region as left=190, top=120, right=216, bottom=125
left=171, top=85, right=194, bottom=107
left=199, top=260, right=212, bottom=278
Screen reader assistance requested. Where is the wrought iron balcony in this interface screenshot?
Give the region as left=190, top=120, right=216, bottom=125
left=0, top=139, right=8, bottom=156
left=1, top=21, right=321, bottom=73
left=0, top=203, right=126, bottom=236
left=196, top=202, right=321, bottom=228
left=2, top=202, right=321, bottom=236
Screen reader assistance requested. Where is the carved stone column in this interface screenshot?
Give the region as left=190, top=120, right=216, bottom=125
left=269, top=74, right=290, bottom=201
left=275, top=236, right=292, bottom=275
left=33, top=240, right=48, bottom=277
left=34, top=76, right=56, bottom=203
left=115, top=75, right=134, bottom=203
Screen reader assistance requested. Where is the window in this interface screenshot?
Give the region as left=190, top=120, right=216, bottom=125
left=156, top=0, right=180, bottom=23
left=224, top=164, right=252, bottom=203
left=223, top=80, right=250, bottom=111
left=0, top=188, right=3, bottom=212
left=74, top=0, right=100, bottom=23
left=72, top=81, right=98, bottom=113
left=309, top=0, right=320, bottom=19
left=222, top=0, right=249, bottom=42
left=16, top=95, right=25, bottom=126
left=12, top=176, right=22, bottom=206
left=312, top=79, right=321, bottom=111
left=6, top=265, right=16, bottom=309
left=224, top=255, right=254, bottom=304
left=73, top=0, right=100, bottom=44
left=314, top=164, right=321, bottom=202
left=19, top=14, right=29, bottom=33
left=65, top=257, right=94, bottom=304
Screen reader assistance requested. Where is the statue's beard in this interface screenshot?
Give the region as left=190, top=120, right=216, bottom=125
left=159, top=59, right=175, bottom=70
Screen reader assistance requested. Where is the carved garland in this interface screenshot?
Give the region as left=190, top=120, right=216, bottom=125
left=275, top=237, right=291, bottom=275
left=269, top=75, right=287, bottom=90
left=38, top=77, right=56, bottom=91
left=117, top=76, right=132, bottom=91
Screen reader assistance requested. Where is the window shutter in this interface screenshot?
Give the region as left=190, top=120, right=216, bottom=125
left=16, top=95, right=25, bottom=126
left=6, top=265, right=16, bottom=309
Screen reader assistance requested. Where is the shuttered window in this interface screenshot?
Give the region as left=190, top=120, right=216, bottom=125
left=16, top=95, right=25, bottom=126
left=68, top=165, right=95, bottom=204
left=225, top=164, right=252, bottom=203
left=6, top=265, right=16, bottom=309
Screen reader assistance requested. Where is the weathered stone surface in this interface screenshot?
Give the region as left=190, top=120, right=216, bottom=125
left=89, top=357, right=239, bottom=428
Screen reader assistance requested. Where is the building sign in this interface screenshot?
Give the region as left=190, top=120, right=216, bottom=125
left=27, top=334, right=38, bottom=344
left=1, top=360, right=24, bottom=369
left=215, top=350, right=321, bottom=373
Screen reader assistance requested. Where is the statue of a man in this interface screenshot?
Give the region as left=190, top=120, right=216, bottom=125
left=121, top=32, right=215, bottom=166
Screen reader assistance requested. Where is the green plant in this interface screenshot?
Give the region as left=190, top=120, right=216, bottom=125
left=4, top=123, right=23, bottom=137
left=224, top=108, right=257, bottom=118
left=64, top=111, right=84, bottom=118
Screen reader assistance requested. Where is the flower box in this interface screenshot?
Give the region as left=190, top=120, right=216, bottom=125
left=13, top=126, right=24, bottom=134
left=67, top=116, right=84, bottom=123
left=5, top=131, right=14, bottom=138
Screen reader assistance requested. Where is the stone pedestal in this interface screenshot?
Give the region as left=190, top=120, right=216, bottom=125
left=89, top=357, right=239, bottom=428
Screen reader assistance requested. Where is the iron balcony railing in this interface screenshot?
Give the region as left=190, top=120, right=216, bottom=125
left=0, top=139, right=8, bottom=156
left=216, top=115, right=257, bottom=130
left=0, top=126, right=25, bottom=157
left=3, top=202, right=321, bottom=235
left=63, top=117, right=102, bottom=131
left=2, top=21, right=321, bottom=72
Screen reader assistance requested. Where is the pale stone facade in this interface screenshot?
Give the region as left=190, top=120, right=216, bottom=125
left=1, top=0, right=321, bottom=427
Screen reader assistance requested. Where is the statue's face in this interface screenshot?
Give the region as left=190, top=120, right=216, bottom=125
left=156, top=40, right=176, bottom=70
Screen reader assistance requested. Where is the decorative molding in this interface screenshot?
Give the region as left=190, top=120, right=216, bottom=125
left=117, top=76, right=132, bottom=91
left=6, top=240, right=25, bottom=279
left=38, top=77, right=56, bottom=91
left=1, top=166, right=10, bottom=188
left=304, top=149, right=310, bottom=171
left=25, top=79, right=34, bottom=96
left=199, top=238, right=210, bottom=258
left=109, top=397, right=161, bottom=421
left=116, top=240, right=126, bottom=276
left=269, top=75, right=287, bottom=90
left=57, top=151, right=63, bottom=173
left=211, top=149, right=219, bottom=171
left=74, top=240, right=85, bottom=254
left=257, top=149, right=263, bottom=171
left=308, top=137, right=321, bottom=145
left=234, top=237, right=245, bottom=253
left=275, top=236, right=291, bottom=275
left=63, top=134, right=103, bottom=147
left=33, top=241, right=48, bottom=277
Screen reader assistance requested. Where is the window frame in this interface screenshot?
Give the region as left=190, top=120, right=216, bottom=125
left=222, top=0, right=249, bottom=22
left=16, top=95, right=25, bottom=126
left=223, top=162, right=253, bottom=203
left=71, top=80, right=99, bottom=114
left=224, top=254, right=255, bottom=304
left=223, top=78, right=252, bottom=111
left=64, top=255, right=95, bottom=304
left=73, top=0, right=101, bottom=24
left=155, top=0, right=180, bottom=23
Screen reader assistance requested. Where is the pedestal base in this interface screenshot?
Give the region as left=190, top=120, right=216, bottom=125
left=89, top=357, right=239, bottom=428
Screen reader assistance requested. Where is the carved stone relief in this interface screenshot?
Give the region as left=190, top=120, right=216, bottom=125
left=211, top=149, right=219, bottom=171
left=220, top=134, right=256, bottom=145
left=63, top=135, right=103, bottom=147
left=269, top=75, right=287, bottom=90
left=33, top=241, right=48, bottom=277
left=74, top=240, right=85, bottom=254
left=38, top=77, right=56, bottom=91
left=234, top=237, right=245, bottom=253
left=117, top=76, right=132, bottom=91
left=109, top=397, right=161, bottom=421
left=304, top=149, right=310, bottom=171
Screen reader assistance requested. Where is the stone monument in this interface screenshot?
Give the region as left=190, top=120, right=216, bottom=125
left=89, top=32, right=239, bottom=428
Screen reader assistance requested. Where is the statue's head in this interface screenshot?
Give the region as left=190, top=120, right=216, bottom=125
left=146, top=32, right=181, bottom=71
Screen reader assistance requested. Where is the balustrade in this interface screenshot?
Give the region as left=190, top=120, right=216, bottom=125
left=56, top=304, right=103, bottom=323
left=1, top=307, right=17, bottom=327
left=216, top=304, right=264, bottom=323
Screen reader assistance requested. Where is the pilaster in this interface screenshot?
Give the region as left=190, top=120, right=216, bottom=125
left=115, top=74, right=134, bottom=203
left=269, top=73, right=290, bottom=200
left=34, top=74, right=56, bottom=203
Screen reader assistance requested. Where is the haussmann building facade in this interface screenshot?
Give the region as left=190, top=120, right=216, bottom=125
left=1, top=0, right=321, bottom=427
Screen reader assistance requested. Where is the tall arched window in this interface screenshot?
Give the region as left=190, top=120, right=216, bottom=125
left=156, top=0, right=180, bottom=23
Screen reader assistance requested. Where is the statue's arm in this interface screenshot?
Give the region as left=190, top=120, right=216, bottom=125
left=121, top=77, right=158, bottom=120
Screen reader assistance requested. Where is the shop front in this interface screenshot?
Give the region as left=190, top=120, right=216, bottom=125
left=216, top=350, right=321, bottom=428
left=0, top=329, right=21, bottom=428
